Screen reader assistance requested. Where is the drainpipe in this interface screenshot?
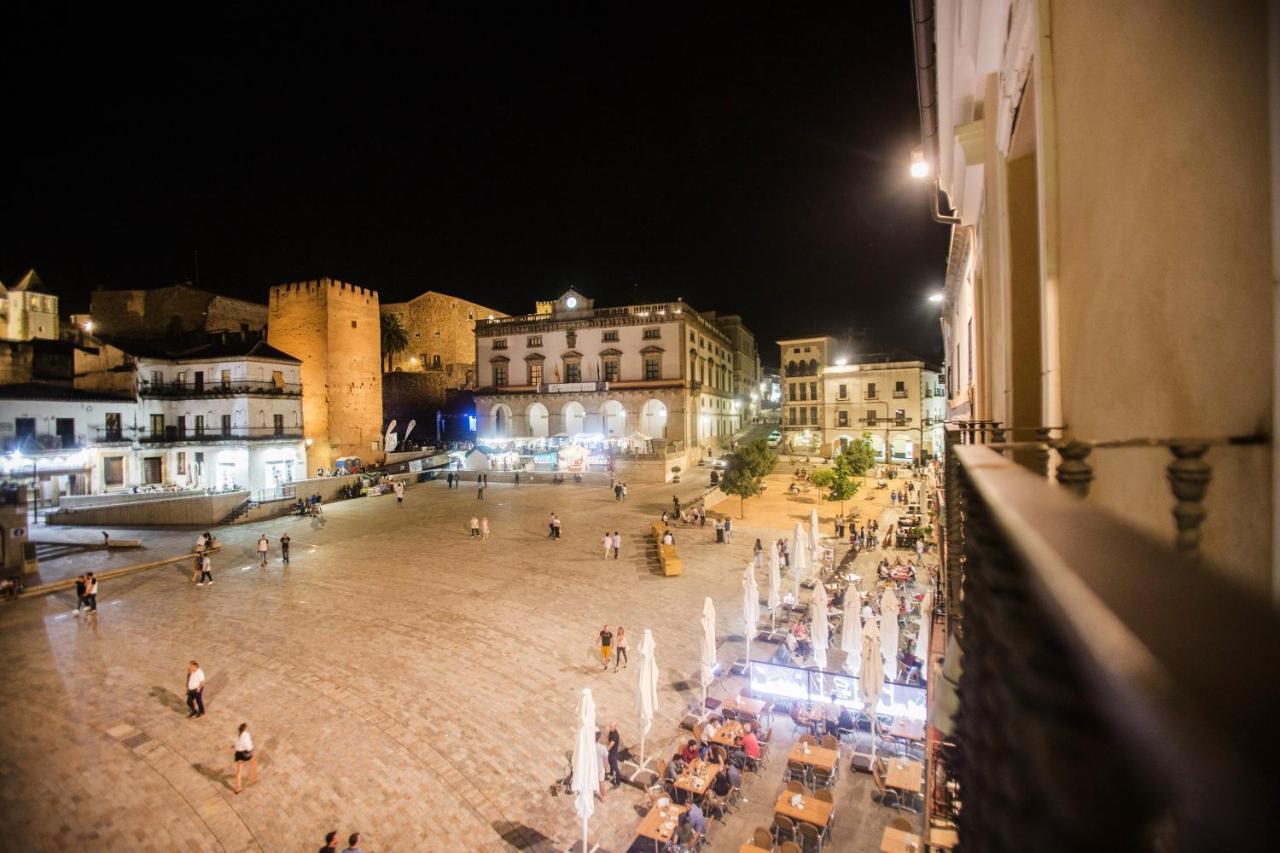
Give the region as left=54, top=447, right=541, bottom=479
left=911, top=0, right=961, bottom=225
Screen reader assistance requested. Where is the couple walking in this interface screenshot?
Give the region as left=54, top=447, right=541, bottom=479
left=600, top=531, right=621, bottom=559
left=256, top=534, right=291, bottom=565
left=469, top=516, right=490, bottom=538
left=597, top=625, right=629, bottom=671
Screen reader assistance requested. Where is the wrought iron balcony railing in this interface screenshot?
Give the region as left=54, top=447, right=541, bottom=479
left=139, top=379, right=302, bottom=398
left=90, top=426, right=303, bottom=444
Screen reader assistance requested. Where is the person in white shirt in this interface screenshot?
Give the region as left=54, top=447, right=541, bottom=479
left=199, top=554, right=213, bottom=585
left=394, top=480, right=405, bottom=505
left=233, top=722, right=258, bottom=793
left=256, top=535, right=269, bottom=565
left=186, top=661, right=206, bottom=717
left=601, top=532, right=611, bottom=559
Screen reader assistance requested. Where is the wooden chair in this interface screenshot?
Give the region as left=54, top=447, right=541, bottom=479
left=797, top=821, right=823, bottom=852
left=891, top=816, right=914, bottom=832
left=786, top=779, right=807, bottom=794
left=786, top=759, right=811, bottom=787
left=813, top=788, right=834, bottom=804
left=752, top=826, right=776, bottom=850
left=780, top=842, right=803, bottom=853
left=693, top=722, right=705, bottom=742
left=872, top=762, right=902, bottom=809
left=820, top=734, right=839, bottom=751
left=798, top=734, right=816, bottom=746
left=773, top=814, right=798, bottom=845
left=811, top=767, right=835, bottom=789
left=714, top=745, right=729, bottom=765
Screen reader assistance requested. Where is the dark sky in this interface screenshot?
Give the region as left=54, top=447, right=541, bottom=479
left=4, top=2, right=948, bottom=366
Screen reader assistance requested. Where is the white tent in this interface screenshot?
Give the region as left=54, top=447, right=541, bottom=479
left=792, top=523, right=809, bottom=600
left=767, top=545, right=782, bottom=630
left=809, top=507, right=821, bottom=557
left=839, top=597, right=861, bottom=674
left=743, top=563, right=761, bottom=669
left=570, top=687, right=600, bottom=853
left=636, top=629, right=659, bottom=774
left=811, top=581, right=829, bottom=670
left=913, top=589, right=933, bottom=682
left=881, top=588, right=900, bottom=683
left=700, top=597, right=717, bottom=709
left=859, top=619, right=884, bottom=754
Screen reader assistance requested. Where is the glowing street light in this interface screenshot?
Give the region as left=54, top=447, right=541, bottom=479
left=928, top=292, right=944, bottom=304
left=910, top=147, right=930, bottom=179
left=834, top=356, right=848, bottom=366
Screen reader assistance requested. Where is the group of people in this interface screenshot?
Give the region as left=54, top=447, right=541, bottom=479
left=599, top=531, right=622, bottom=559
left=72, top=572, right=99, bottom=613
left=597, top=625, right=628, bottom=671
left=609, top=478, right=630, bottom=501
left=184, top=660, right=258, bottom=794
left=469, top=516, right=491, bottom=538
left=317, top=831, right=366, bottom=853
left=257, top=533, right=291, bottom=565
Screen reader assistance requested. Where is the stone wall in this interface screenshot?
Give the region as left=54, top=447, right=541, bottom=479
left=46, top=490, right=248, bottom=527
left=268, top=279, right=383, bottom=471
left=90, top=285, right=267, bottom=339
left=380, top=290, right=504, bottom=375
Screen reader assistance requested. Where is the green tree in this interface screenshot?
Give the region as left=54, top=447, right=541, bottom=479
left=380, top=313, right=410, bottom=373
left=809, top=468, right=834, bottom=505
left=842, top=435, right=878, bottom=478
left=719, top=439, right=777, bottom=518
left=824, top=443, right=866, bottom=514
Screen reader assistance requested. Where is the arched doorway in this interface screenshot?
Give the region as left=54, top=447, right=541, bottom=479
left=834, top=434, right=855, bottom=453
left=868, top=434, right=886, bottom=461
left=640, top=399, right=668, bottom=438
left=491, top=403, right=513, bottom=438
left=890, top=434, right=913, bottom=461
left=526, top=402, right=549, bottom=438
left=562, top=401, right=586, bottom=435
left=600, top=400, right=626, bottom=438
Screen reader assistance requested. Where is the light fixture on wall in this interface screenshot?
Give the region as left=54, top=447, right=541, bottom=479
left=909, top=147, right=930, bottom=179
left=928, top=292, right=944, bottom=304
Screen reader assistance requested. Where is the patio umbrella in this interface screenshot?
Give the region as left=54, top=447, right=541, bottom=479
left=743, top=563, right=761, bottom=669
left=913, top=589, right=934, bottom=682
left=839, top=597, right=861, bottom=674
left=570, top=687, right=600, bottom=853
left=859, top=619, right=884, bottom=756
left=809, top=507, right=821, bottom=556
left=636, top=629, right=659, bottom=773
left=811, top=581, right=829, bottom=670
left=792, top=523, right=809, bottom=600
left=700, top=597, right=717, bottom=709
left=767, top=545, right=782, bottom=630
left=881, top=588, right=900, bottom=683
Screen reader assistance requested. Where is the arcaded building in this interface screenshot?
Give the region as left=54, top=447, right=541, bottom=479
left=268, top=278, right=382, bottom=473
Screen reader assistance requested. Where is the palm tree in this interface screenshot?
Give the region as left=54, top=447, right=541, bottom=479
left=380, top=312, right=410, bottom=372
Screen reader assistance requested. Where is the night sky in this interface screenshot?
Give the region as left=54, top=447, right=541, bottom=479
left=4, top=3, right=948, bottom=365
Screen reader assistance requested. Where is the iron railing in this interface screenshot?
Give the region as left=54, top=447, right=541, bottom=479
left=139, top=379, right=302, bottom=398
left=938, top=436, right=1279, bottom=851
left=90, top=426, right=303, bottom=444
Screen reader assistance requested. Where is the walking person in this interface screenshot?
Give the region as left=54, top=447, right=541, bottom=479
left=84, top=573, right=98, bottom=612
left=598, top=625, right=613, bottom=671
left=611, top=531, right=621, bottom=560
left=606, top=721, right=622, bottom=786
left=446, top=471, right=454, bottom=489
left=394, top=480, right=405, bottom=506
left=476, top=477, right=485, bottom=500
left=232, top=722, right=258, bottom=793
left=190, top=553, right=202, bottom=583
left=470, top=515, right=480, bottom=538
left=480, top=517, right=490, bottom=539
left=601, top=532, right=612, bottom=559
left=341, top=832, right=364, bottom=853
left=73, top=573, right=87, bottom=614
left=548, top=514, right=557, bottom=538
left=257, top=535, right=269, bottom=566
left=621, top=482, right=628, bottom=502
left=552, top=514, right=562, bottom=539
left=319, top=830, right=340, bottom=853
left=186, top=660, right=206, bottom=717
left=513, top=471, right=520, bottom=487
left=199, top=553, right=214, bottom=585
left=753, top=538, right=763, bottom=567
left=280, top=533, right=290, bottom=565
left=613, top=626, right=628, bottom=670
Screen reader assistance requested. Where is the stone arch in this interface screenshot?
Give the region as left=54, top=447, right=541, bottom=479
left=807, top=359, right=818, bottom=375
left=490, top=403, right=513, bottom=438
left=562, top=400, right=586, bottom=435
left=640, top=398, right=668, bottom=438
left=526, top=402, right=549, bottom=438
left=786, top=360, right=797, bottom=377
left=890, top=433, right=913, bottom=461
left=868, top=433, right=886, bottom=460
left=834, top=433, right=856, bottom=453
left=600, top=399, right=626, bottom=438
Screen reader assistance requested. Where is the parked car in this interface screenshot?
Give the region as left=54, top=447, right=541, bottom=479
left=767, top=430, right=782, bottom=447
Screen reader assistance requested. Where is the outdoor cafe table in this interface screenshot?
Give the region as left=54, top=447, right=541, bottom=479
left=739, top=845, right=772, bottom=853
left=773, top=790, right=834, bottom=829
left=884, top=757, right=924, bottom=794
left=929, top=825, right=959, bottom=849
left=710, top=720, right=745, bottom=749
left=787, top=742, right=839, bottom=772
left=890, top=718, right=925, bottom=741
left=880, top=826, right=924, bottom=853
left=636, top=802, right=686, bottom=850
left=722, top=695, right=767, bottom=717
left=674, top=759, right=722, bottom=797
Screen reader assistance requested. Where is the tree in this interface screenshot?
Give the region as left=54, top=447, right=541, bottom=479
left=842, top=435, right=878, bottom=478
left=719, top=439, right=777, bottom=518
left=809, top=468, right=834, bottom=505
left=380, top=313, right=409, bottom=372
left=824, top=443, right=865, bottom=514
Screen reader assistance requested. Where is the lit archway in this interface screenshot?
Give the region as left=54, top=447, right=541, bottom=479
left=890, top=434, right=913, bottom=461
left=640, top=399, right=668, bottom=438
left=868, top=434, right=886, bottom=461
left=562, top=401, right=586, bottom=435
left=526, top=402, right=549, bottom=438
left=490, top=403, right=513, bottom=438
left=600, top=400, right=626, bottom=437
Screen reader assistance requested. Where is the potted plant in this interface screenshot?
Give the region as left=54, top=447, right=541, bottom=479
left=671, top=465, right=682, bottom=483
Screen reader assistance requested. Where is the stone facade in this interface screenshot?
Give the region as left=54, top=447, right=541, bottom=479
left=90, top=284, right=267, bottom=339
left=0, top=269, right=59, bottom=342
left=380, top=290, right=504, bottom=379
left=268, top=278, right=383, bottom=472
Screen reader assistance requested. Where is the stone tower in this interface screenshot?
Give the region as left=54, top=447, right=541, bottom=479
left=268, top=278, right=383, bottom=473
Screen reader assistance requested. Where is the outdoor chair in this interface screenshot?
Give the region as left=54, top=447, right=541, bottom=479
left=780, top=842, right=802, bottom=853
left=797, top=821, right=823, bottom=852
left=872, top=763, right=902, bottom=809
left=786, top=779, right=807, bottom=794
left=773, top=815, right=798, bottom=845
left=813, top=788, right=836, bottom=840
left=811, top=767, right=835, bottom=789
left=752, top=826, right=776, bottom=850
left=891, top=816, right=914, bottom=832
left=820, top=734, right=839, bottom=751
left=786, top=760, right=811, bottom=787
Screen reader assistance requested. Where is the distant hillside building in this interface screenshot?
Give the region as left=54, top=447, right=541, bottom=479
left=0, top=269, right=59, bottom=342
left=268, top=278, right=383, bottom=473
left=89, top=283, right=267, bottom=339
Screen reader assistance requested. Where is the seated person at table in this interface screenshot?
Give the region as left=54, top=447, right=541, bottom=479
left=710, top=767, right=733, bottom=798
left=665, top=754, right=685, bottom=783
left=665, top=812, right=696, bottom=853
left=686, top=801, right=706, bottom=835
left=900, top=650, right=923, bottom=681
left=827, top=705, right=855, bottom=736
left=791, top=621, right=808, bottom=640
left=739, top=723, right=761, bottom=761
left=702, top=716, right=721, bottom=742
left=680, top=739, right=701, bottom=763
left=727, top=761, right=743, bottom=789
left=831, top=586, right=846, bottom=608
left=662, top=530, right=675, bottom=545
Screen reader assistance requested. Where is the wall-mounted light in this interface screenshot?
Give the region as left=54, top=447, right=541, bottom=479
left=928, top=292, right=944, bottom=304
left=909, top=146, right=930, bottom=180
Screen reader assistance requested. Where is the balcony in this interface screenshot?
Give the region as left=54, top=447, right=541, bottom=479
left=934, top=425, right=1278, bottom=849
left=139, top=378, right=302, bottom=398
left=3, top=434, right=83, bottom=452
left=892, top=389, right=908, bottom=398
left=90, top=426, right=304, bottom=444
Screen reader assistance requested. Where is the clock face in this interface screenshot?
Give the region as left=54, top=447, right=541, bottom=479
left=566, top=296, right=578, bottom=308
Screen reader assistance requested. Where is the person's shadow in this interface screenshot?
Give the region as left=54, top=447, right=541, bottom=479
left=149, top=686, right=186, bottom=715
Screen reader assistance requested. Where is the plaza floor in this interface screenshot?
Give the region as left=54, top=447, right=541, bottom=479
left=0, top=466, right=930, bottom=852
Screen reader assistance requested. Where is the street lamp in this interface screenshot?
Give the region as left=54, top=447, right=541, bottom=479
left=928, top=292, right=944, bottom=304
left=909, top=147, right=930, bottom=179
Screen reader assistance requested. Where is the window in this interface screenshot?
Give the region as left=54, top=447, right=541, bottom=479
left=527, top=335, right=542, bottom=347
left=837, top=410, right=849, bottom=427
left=221, top=414, right=232, bottom=436
left=838, top=384, right=847, bottom=400
left=603, top=360, right=620, bottom=382
left=272, top=370, right=284, bottom=389
left=103, top=457, right=124, bottom=486
left=643, top=328, right=661, bottom=340
left=493, top=339, right=508, bottom=350
left=151, top=370, right=162, bottom=387
left=809, top=382, right=817, bottom=399
left=274, top=414, right=285, bottom=436
left=644, top=356, right=661, bottom=380
left=104, top=412, right=122, bottom=442
left=799, top=408, right=807, bottom=425
left=149, top=414, right=165, bottom=437
left=142, top=456, right=162, bottom=484
left=493, top=363, right=508, bottom=387
left=798, top=384, right=806, bottom=401
left=803, top=346, right=811, bottom=352
left=602, top=330, right=619, bottom=342
left=866, top=382, right=877, bottom=400
left=810, top=406, right=818, bottom=425
left=788, top=408, right=797, bottom=425
left=351, top=320, right=357, bottom=328
left=177, top=416, right=187, bottom=438
left=895, top=409, right=907, bottom=426
left=195, top=415, right=205, bottom=437
left=894, top=380, right=907, bottom=398
left=221, top=369, right=231, bottom=388
left=866, top=410, right=878, bottom=426
left=565, top=362, right=582, bottom=383
left=177, top=452, right=186, bottom=475
left=528, top=362, right=544, bottom=386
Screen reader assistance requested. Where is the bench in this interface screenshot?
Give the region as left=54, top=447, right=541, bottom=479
left=658, top=543, right=682, bottom=576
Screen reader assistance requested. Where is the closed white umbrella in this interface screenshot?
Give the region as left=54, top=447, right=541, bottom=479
left=570, top=687, right=600, bottom=853
left=743, top=563, right=761, bottom=670
left=859, top=619, right=884, bottom=757
left=811, top=581, right=829, bottom=670
left=839, top=597, right=861, bottom=674
left=700, top=597, right=717, bottom=710
left=767, top=545, right=782, bottom=630
left=881, top=588, right=900, bottom=683
left=913, top=589, right=933, bottom=682
left=809, top=507, right=821, bottom=557
left=792, top=523, right=809, bottom=600
left=636, top=629, right=659, bottom=773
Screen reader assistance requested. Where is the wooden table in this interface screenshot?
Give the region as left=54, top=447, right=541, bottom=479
left=636, top=803, right=686, bottom=849
left=929, top=826, right=959, bottom=849
left=773, top=790, right=834, bottom=828
left=880, top=826, right=924, bottom=852
left=722, top=695, right=767, bottom=717
left=709, top=720, right=744, bottom=748
left=739, top=846, right=772, bottom=853
left=884, top=758, right=923, bottom=794
left=890, top=718, right=925, bottom=741
left=787, top=742, right=839, bottom=772
left=674, top=759, right=722, bottom=796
